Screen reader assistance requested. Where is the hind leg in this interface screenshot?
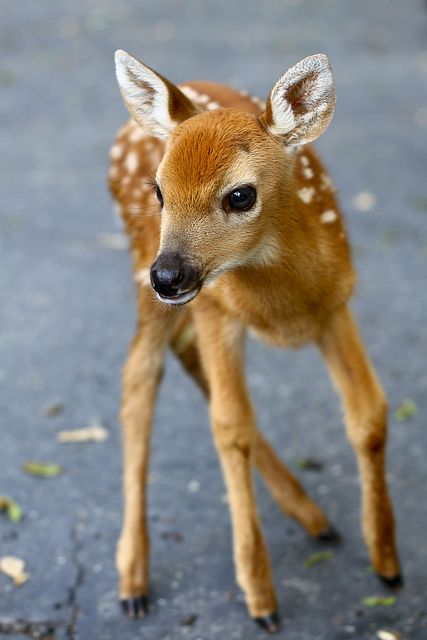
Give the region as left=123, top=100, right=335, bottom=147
left=318, top=305, right=401, bottom=583
left=170, top=312, right=333, bottom=539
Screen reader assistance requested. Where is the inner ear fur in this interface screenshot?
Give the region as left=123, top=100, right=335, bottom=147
left=115, top=50, right=201, bottom=138
left=260, top=54, right=336, bottom=147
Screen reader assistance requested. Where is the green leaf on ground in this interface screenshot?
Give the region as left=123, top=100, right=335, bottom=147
left=0, top=497, right=23, bottom=522
left=303, top=551, right=333, bottom=568
left=23, top=461, right=63, bottom=477
left=362, top=596, right=396, bottom=607
left=394, top=399, right=417, bottom=421
left=295, top=458, right=323, bottom=471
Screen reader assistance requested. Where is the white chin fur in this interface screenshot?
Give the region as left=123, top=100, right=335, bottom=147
left=156, top=288, right=199, bottom=305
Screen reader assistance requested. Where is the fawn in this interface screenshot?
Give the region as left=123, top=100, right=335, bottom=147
left=109, top=50, right=402, bottom=633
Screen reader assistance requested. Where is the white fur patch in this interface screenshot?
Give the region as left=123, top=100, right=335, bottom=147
left=248, top=234, right=282, bottom=267
left=125, top=151, right=139, bottom=174
left=109, top=143, right=124, bottom=160
left=320, top=173, right=334, bottom=191
left=206, top=101, right=220, bottom=110
left=134, top=267, right=151, bottom=286
left=320, top=209, right=337, bottom=224
left=250, top=95, right=266, bottom=110
left=115, top=50, right=177, bottom=138
left=297, top=187, right=315, bottom=204
left=129, top=127, right=145, bottom=143
left=268, top=97, right=296, bottom=137
left=179, top=85, right=221, bottom=111
left=179, top=85, right=199, bottom=101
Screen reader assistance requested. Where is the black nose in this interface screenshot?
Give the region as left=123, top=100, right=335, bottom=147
left=150, top=253, right=198, bottom=298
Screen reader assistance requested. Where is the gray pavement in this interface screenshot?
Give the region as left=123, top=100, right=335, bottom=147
left=1, top=1, right=427, bottom=639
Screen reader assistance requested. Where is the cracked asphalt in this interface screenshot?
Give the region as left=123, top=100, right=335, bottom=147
left=1, top=1, right=426, bottom=639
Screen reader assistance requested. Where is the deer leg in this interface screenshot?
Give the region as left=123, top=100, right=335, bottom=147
left=253, top=434, right=335, bottom=539
left=318, top=305, right=401, bottom=584
left=117, top=295, right=175, bottom=618
left=171, top=313, right=333, bottom=540
left=194, top=307, right=278, bottom=631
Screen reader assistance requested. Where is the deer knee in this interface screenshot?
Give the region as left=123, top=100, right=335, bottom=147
left=212, top=418, right=254, bottom=458
left=346, top=394, right=388, bottom=455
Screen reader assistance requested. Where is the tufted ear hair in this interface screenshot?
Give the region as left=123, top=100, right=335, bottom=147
left=114, top=50, right=201, bottom=139
left=260, top=54, right=336, bottom=147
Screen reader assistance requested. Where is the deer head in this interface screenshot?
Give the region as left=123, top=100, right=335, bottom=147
left=115, top=50, right=336, bottom=305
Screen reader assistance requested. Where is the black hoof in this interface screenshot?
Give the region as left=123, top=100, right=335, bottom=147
left=121, top=595, right=148, bottom=619
left=253, top=612, right=280, bottom=634
left=377, top=572, right=404, bottom=590
left=316, top=526, right=341, bottom=544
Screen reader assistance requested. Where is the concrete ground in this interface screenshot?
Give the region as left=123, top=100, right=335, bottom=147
left=0, top=1, right=426, bottom=638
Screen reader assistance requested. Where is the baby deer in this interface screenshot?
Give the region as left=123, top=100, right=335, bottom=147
left=110, top=50, right=402, bottom=632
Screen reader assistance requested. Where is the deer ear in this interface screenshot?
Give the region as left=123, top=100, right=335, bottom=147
left=114, top=50, right=200, bottom=139
left=261, top=54, right=336, bottom=147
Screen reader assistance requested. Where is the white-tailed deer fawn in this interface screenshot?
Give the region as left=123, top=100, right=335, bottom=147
left=110, top=50, right=402, bottom=633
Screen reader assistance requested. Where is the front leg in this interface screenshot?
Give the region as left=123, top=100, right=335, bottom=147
left=318, top=305, right=401, bottom=584
left=117, top=294, right=175, bottom=618
left=194, top=303, right=278, bottom=632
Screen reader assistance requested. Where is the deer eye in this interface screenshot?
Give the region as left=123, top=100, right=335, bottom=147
left=223, top=185, right=257, bottom=213
left=155, top=184, right=164, bottom=208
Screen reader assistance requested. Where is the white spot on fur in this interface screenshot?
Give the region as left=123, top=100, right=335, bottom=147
left=250, top=95, right=266, bottom=109
left=129, top=127, right=145, bottom=143
left=109, top=143, right=124, bottom=160
left=320, top=209, right=337, bottom=224
left=320, top=173, right=334, bottom=191
left=179, top=85, right=199, bottom=101
left=206, top=101, right=220, bottom=110
left=179, top=85, right=218, bottom=110
left=125, top=151, right=139, bottom=174
left=297, top=187, right=315, bottom=204
left=300, top=155, right=314, bottom=179
left=122, top=175, right=131, bottom=187
left=195, top=94, right=209, bottom=104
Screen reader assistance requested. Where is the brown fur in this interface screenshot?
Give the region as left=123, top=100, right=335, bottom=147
left=110, top=57, right=400, bottom=625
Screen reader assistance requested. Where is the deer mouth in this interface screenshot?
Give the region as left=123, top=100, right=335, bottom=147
left=155, top=285, right=201, bottom=306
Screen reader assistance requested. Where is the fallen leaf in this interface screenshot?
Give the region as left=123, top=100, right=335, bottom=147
left=394, top=399, right=417, bottom=421
left=362, top=596, right=396, bottom=607
left=44, top=403, right=64, bottom=417
left=295, top=457, right=323, bottom=472
left=57, top=425, right=109, bottom=443
left=0, top=556, right=29, bottom=586
left=0, top=496, right=23, bottom=522
left=304, top=551, right=333, bottom=568
left=180, top=614, right=198, bottom=626
left=23, top=461, right=63, bottom=477
left=377, top=630, right=401, bottom=640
